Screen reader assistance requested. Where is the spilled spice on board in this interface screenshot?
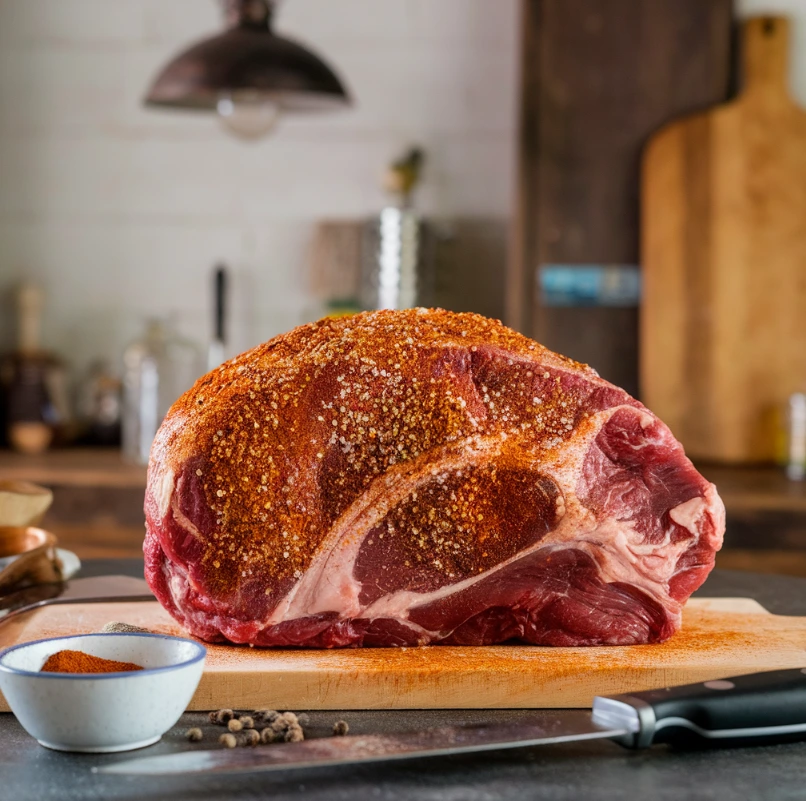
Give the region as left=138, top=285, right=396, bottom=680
left=40, top=650, right=144, bottom=674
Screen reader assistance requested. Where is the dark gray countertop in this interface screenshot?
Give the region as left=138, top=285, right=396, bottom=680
left=3, top=562, right=806, bottom=801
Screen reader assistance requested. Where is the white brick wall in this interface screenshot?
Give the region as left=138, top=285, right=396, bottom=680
left=0, top=0, right=519, bottom=379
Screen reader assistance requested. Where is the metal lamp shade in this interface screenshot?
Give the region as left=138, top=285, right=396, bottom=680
left=144, top=4, right=350, bottom=111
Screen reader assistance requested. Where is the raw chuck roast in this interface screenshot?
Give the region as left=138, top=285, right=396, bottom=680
left=144, top=309, right=724, bottom=648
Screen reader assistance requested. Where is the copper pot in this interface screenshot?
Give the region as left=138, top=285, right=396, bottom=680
left=0, top=526, right=62, bottom=595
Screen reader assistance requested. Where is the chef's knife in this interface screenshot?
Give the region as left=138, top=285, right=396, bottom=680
left=207, top=264, right=227, bottom=372
left=0, top=575, right=154, bottom=626
left=97, top=669, right=806, bottom=776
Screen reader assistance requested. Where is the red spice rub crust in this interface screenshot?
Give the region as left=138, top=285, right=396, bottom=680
left=143, top=305, right=725, bottom=653
left=145, top=309, right=616, bottom=609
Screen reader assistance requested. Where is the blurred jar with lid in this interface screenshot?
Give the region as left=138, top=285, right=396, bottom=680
left=121, top=319, right=202, bottom=465
left=360, top=146, right=436, bottom=312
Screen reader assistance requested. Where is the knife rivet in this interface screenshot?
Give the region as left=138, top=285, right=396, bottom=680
left=704, top=680, right=735, bottom=690
left=801, top=668, right=806, bottom=675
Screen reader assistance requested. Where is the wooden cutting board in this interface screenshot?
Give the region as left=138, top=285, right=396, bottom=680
left=1, top=598, right=804, bottom=712
left=640, top=16, right=806, bottom=463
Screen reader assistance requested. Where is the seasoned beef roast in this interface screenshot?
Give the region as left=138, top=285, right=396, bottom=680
left=144, top=309, right=724, bottom=647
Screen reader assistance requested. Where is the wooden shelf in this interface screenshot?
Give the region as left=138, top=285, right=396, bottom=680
left=697, top=465, right=806, bottom=515
left=0, top=448, right=146, bottom=489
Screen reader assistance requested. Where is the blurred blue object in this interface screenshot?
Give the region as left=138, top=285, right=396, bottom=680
left=539, top=265, right=641, bottom=307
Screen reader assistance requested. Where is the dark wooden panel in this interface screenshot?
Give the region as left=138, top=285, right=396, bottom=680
left=513, top=0, right=734, bottom=397
left=433, top=218, right=507, bottom=321
left=541, top=306, right=639, bottom=395
left=716, top=550, right=806, bottom=577
left=507, top=0, right=539, bottom=334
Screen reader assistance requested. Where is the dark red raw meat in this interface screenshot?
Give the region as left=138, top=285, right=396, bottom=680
left=144, top=309, right=724, bottom=647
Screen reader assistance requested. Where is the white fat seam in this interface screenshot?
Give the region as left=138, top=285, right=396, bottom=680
left=638, top=411, right=655, bottom=429
left=670, top=497, right=707, bottom=534
left=168, top=565, right=189, bottom=610
left=156, top=466, right=175, bottom=518
left=159, top=476, right=206, bottom=611
left=266, top=406, right=606, bottom=627
left=262, top=432, right=512, bottom=626
left=360, top=491, right=688, bottom=631
left=263, top=403, right=711, bottom=636
left=170, top=494, right=205, bottom=543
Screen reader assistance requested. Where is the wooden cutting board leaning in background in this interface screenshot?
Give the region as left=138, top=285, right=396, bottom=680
left=1, top=598, right=804, bottom=711
left=641, top=16, right=806, bottom=463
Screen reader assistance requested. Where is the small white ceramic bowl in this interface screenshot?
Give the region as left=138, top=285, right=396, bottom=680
left=0, top=632, right=206, bottom=753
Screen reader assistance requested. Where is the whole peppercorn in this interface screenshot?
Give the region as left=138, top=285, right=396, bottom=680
left=227, top=718, right=243, bottom=733
left=212, top=708, right=235, bottom=725
left=260, top=727, right=275, bottom=744
left=333, top=720, right=349, bottom=736
left=219, top=733, right=237, bottom=749
left=241, top=729, right=261, bottom=747
left=239, top=716, right=255, bottom=730
left=253, top=709, right=280, bottom=726
left=270, top=717, right=289, bottom=734
left=185, top=727, right=203, bottom=742
left=284, top=725, right=304, bottom=743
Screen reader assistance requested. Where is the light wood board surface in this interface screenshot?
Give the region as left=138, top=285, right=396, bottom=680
left=1, top=597, right=804, bottom=712
left=641, top=16, right=806, bottom=463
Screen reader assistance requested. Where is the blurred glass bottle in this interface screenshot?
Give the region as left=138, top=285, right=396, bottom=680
left=121, top=319, right=202, bottom=465
left=76, top=360, right=122, bottom=447
left=786, top=392, right=806, bottom=481
left=1, top=283, right=70, bottom=454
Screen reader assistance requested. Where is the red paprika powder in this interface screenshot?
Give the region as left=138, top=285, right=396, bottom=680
left=40, top=649, right=143, bottom=674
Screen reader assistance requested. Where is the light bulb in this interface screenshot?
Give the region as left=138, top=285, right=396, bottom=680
left=216, top=91, right=281, bottom=140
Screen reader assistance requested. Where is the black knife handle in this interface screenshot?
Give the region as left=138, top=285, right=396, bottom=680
left=214, top=265, right=227, bottom=342
left=594, top=669, right=806, bottom=749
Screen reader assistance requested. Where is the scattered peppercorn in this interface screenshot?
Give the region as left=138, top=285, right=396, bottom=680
left=185, top=728, right=203, bottom=742
left=333, top=721, right=349, bottom=736
left=211, top=708, right=235, bottom=724
left=241, top=729, right=261, bottom=747
left=269, top=721, right=287, bottom=736
left=206, top=707, right=317, bottom=747
left=284, top=725, right=305, bottom=743
left=253, top=709, right=280, bottom=725
left=219, top=733, right=237, bottom=748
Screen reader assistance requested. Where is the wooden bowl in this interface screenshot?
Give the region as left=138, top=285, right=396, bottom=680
left=0, top=526, right=62, bottom=595
left=0, top=482, right=53, bottom=528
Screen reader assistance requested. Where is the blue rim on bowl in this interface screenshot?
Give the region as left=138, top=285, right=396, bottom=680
left=0, top=632, right=208, bottom=753
left=0, top=632, right=207, bottom=678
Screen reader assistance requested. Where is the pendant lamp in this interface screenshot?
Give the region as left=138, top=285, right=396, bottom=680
left=144, top=0, right=351, bottom=139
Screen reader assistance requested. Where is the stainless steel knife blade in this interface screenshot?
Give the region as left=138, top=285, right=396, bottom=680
left=94, top=668, right=806, bottom=776
left=95, top=712, right=628, bottom=776
left=0, top=575, right=155, bottom=625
